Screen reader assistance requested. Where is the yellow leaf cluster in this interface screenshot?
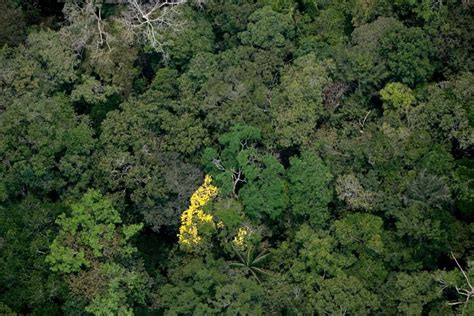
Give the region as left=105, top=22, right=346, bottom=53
left=178, top=175, right=218, bottom=247
left=233, top=226, right=249, bottom=250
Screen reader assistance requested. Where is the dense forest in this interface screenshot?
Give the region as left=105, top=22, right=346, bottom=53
left=0, top=0, right=473, bottom=314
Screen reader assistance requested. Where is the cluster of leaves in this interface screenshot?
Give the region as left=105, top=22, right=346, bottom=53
left=0, top=0, right=473, bottom=315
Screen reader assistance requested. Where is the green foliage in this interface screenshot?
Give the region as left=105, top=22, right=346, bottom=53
left=1, top=1, right=473, bottom=315
left=0, top=29, right=78, bottom=102
left=95, top=98, right=206, bottom=230
left=46, top=190, right=148, bottom=315
left=405, top=171, right=452, bottom=209
left=206, top=0, right=262, bottom=50
left=351, top=0, right=390, bottom=26
left=143, top=153, right=203, bottom=232
left=380, top=26, right=435, bottom=86
left=332, top=213, right=384, bottom=255
left=213, top=198, right=245, bottom=233
left=431, top=7, right=474, bottom=76
left=437, top=256, right=474, bottom=315
left=390, top=203, right=451, bottom=267
left=392, top=0, right=447, bottom=22
left=288, top=151, right=333, bottom=227
left=202, top=124, right=261, bottom=194
left=76, top=19, right=139, bottom=97
left=162, top=7, right=215, bottom=68
left=148, top=67, right=180, bottom=99
left=203, top=125, right=288, bottom=220
left=453, top=159, right=474, bottom=218
left=0, top=95, right=95, bottom=200
left=179, top=46, right=282, bottom=134
left=276, top=225, right=355, bottom=279
left=345, top=17, right=403, bottom=92
left=410, top=79, right=473, bottom=149
left=46, top=189, right=142, bottom=272
left=156, top=256, right=266, bottom=315
left=71, top=76, right=119, bottom=105
left=83, top=262, right=147, bottom=316
left=383, top=272, right=441, bottom=314
left=0, top=198, right=67, bottom=314
left=295, top=2, right=349, bottom=59
left=313, top=275, right=381, bottom=314
left=380, top=82, right=415, bottom=111
left=0, top=0, right=26, bottom=47
left=335, top=174, right=375, bottom=210
left=230, top=246, right=271, bottom=284
left=271, top=54, right=332, bottom=147
left=239, top=154, right=288, bottom=220
left=239, top=6, right=295, bottom=54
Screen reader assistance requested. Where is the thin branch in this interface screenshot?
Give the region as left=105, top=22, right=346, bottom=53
left=358, top=110, right=371, bottom=133
left=452, top=252, right=473, bottom=290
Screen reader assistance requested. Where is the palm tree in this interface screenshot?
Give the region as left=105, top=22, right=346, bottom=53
left=229, top=245, right=271, bottom=284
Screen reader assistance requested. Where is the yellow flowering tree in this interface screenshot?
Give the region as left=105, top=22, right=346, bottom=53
left=178, top=176, right=256, bottom=255
left=178, top=175, right=219, bottom=249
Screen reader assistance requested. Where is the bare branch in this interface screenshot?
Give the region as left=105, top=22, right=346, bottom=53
left=358, top=110, right=371, bottom=133
left=447, top=252, right=474, bottom=314
left=452, top=252, right=474, bottom=290
left=121, top=0, right=188, bottom=53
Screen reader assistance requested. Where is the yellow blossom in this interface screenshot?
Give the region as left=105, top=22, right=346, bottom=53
left=178, top=175, right=218, bottom=249
left=233, top=227, right=249, bottom=250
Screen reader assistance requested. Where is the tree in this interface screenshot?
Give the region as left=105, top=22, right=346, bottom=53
left=380, top=82, right=415, bottom=112
left=405, top=171, right=452, bottom=210
left=344, top=17, right=403, bottom=93
left=61, top=0, right=189, bottom=54
left=156, top=256, right=266, bottom=315
left=335, top=174, right=375, bottom=211
left=205, top=0, right=262, bottom=50
left=270, top=54, right=333, bottom=147
left=332, top=213, right=384, bottom=256
left=273, top=225, right=355, bottom=280
left=157, top=6, right=215, bottom=67
left=239, top=154, right=288, bottom=220
left=288, top=151, right=333, bottom=227
left=94, top=98, right=206, bottom=231
left=121, top=0, right=188, bottom=53
left=0, top=0, right=26, bottom=47
left=383, top=272, right=441, bottom=315
left=409, top=78, right=473, bottom=149
left=179, top=46, right=283, bottom=135
left=0, top=197, right=68, bottom=315
left=230, top=246, right=271, bottom=284
left=389, top=203, right=452, bottom=268
left=0, top=1, right=473, bottom=314
left=239, top=5, right=295, bottom=56
left=0, top=95, right=95, bottom=201
left=351, top=0, right=390, bottom=26
left=178, top=175, right=218, bottom=250
left=312, top=275, right=381, bottom=315
left=380, top=26, right=435, bottom=86
left=59, top=1, right=211, bottom=97
left=438, top=253, right=474, bottom=315
left=142, top=153, right=203, bottom=232
left=203, top=125, right=288, bottom=220
left=0, top=30, right=78, bottom=103
left=202, top=124, right=262, bottom=195
left=46, top=190, right=148, bottom=315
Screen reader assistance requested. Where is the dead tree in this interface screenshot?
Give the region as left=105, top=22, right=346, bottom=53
left=121, top=0, right=188, bottom=53
left=61, top=0, right=190, bottom=54
left=448, top=253, right=474, bottom=314
left=61, top=0, right=112, bottom=54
